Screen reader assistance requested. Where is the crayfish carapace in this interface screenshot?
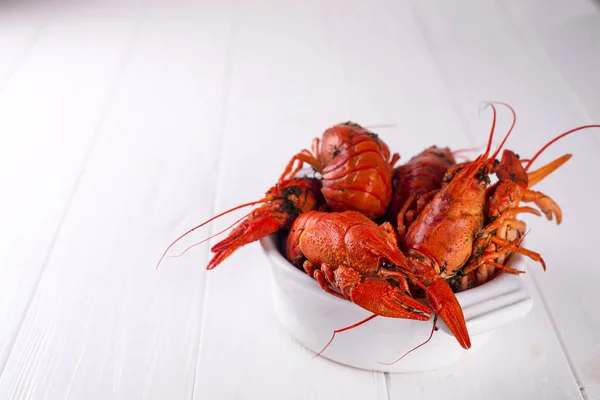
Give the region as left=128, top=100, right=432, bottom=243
left=156, top=103, right=600, bottom=364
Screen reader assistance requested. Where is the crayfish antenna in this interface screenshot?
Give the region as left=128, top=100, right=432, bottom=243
left=480, top=102, right=498, bottom=159
left=203, top=178, right=321, bottom=270
left=525, top=124, right=600, bottom=171
left=444, top=103, right=500, bottom=188
left=452, top=145, right=483, bottom=162
left=378, top=315, right=438, bottom=365
left=452, top=146, right=483, bottom=156
left=469, top=101, right=516, bottom=177
left=488, top=101, right=517, bottom=163
left=155, top=199, right=267, bottom=270
left=167, top=211, right=253, bottom=259
left=312, top=314, right=378, bottom=359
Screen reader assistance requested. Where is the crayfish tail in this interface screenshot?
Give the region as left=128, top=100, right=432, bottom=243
left=425, top=278, right=471, bottom=349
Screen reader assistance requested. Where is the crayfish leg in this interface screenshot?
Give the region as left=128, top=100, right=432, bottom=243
left=482, top=261, right=525, bottom=275
left=279, top=150, right=322, bottom=182
left=302, top=260, right=316, bottom=276
left=491, top=236, right=547, bottom=271
left=313, top=269, right=346, bottom=300
left=415, top=191, right=438, bottom=214
left=395, top=193, right=415, bottom=243
left=521, top=190, right=562, bottom=224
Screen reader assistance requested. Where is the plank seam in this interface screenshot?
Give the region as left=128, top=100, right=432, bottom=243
left=407, top=0, right=477, bottom=146
left=190, top=4, right=236, bottom=399
left=330, top=3, right=390, bottom=398
left=0, top=15, right=141, bottom=377
left=497, top=0, right=600, bottom=149
left=496, top=2, right=600, bottom=398
left=527, top=273, right=587, bottom=400
left=0, top=23, right=44, bottom=95
left=384, top=373, right=391, bottom=400
left=401, top=3, right=588, bottom=398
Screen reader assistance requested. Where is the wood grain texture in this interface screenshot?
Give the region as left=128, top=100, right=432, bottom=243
left=0, top=2, right=229, bottom=399
left=404, top=0, right=600, bottom=398
left=387, top=275, right=583, bottom=400
left=0, top=0, right=599, bottom=399
left=503, top=0, right=600, bottom=148
left=191, top=1, right=389, bottom=398
left=503, top=1, right=600, bottom=397
left=0, top=4, right=139, bottom=371
left=0, top=11, right=43, bottom=91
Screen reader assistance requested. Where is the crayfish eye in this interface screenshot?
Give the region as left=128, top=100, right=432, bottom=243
left=380, top=259, right=394, bottom=270
left=282, top=185, right=303, bottom=199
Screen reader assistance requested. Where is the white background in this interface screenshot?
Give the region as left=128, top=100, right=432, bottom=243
left=1, top=0, right=600, bottom=399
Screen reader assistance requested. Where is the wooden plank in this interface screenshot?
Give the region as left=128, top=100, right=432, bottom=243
left=191, top=1, right=392, bottom=399
left=387, top=275, right=583, bottom=400
left=328, top=0, right=471, bottom=154
left=0, top=3, right=230, bottom=399
left=502, top=2, right=600, bottom=398
left=1, top=0, right=596, bottom=398
left=0, top=11, right=43, bottom=90
left=0, top=6, right=138, bottom=371
left=384, top=0, right=600, bottom=398
left=502, top=0, right=600, bottom=146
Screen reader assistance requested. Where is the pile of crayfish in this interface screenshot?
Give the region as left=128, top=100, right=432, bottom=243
left=157, top=102, right=598, bottom=355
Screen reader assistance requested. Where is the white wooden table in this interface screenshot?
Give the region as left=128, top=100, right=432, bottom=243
left=2, top=0, right=600, bottom=399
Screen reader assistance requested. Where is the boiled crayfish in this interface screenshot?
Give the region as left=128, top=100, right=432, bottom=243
left=450, top=124, right=595, bottom=291
left=285, top=102, right=507, bottom=351
left=156, top=177, right=322, bottom=269
left=279, top=122, right=400, bottom=219
left=287, top=210, right=432, bottom=320
left=156, top=102, right=599, bottom=362
left=387, top=146, right=457, bottom=242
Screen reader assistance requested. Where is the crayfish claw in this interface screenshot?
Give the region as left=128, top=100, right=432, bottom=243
left=526, top=154, right=572, bottom=188
left=522, top=190, right=563, bottom=224
left=425, top=279, right=471, bottom=349
left=348, top=278, right=432, bottom=321
left=206, top=209, right=283, bottom=270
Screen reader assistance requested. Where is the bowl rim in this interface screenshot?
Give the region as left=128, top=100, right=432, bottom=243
left=260, top=231, right=521, bottom=297
left=259, top=232, right=533, bottom=335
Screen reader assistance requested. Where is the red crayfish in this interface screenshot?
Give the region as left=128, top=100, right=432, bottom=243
left=156, top=103, right=599, bottom=362
left=386, top=146, right=457, bottom=242
left=279, top=121, right=400, bottom=218
left=156, top=177, right=322, bottom=270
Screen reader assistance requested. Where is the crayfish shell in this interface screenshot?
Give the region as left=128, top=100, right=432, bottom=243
left=318, top=123, right=397, bottom=219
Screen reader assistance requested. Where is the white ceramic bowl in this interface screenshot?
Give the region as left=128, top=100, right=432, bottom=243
left=260, top=233, right=533, bottom=373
